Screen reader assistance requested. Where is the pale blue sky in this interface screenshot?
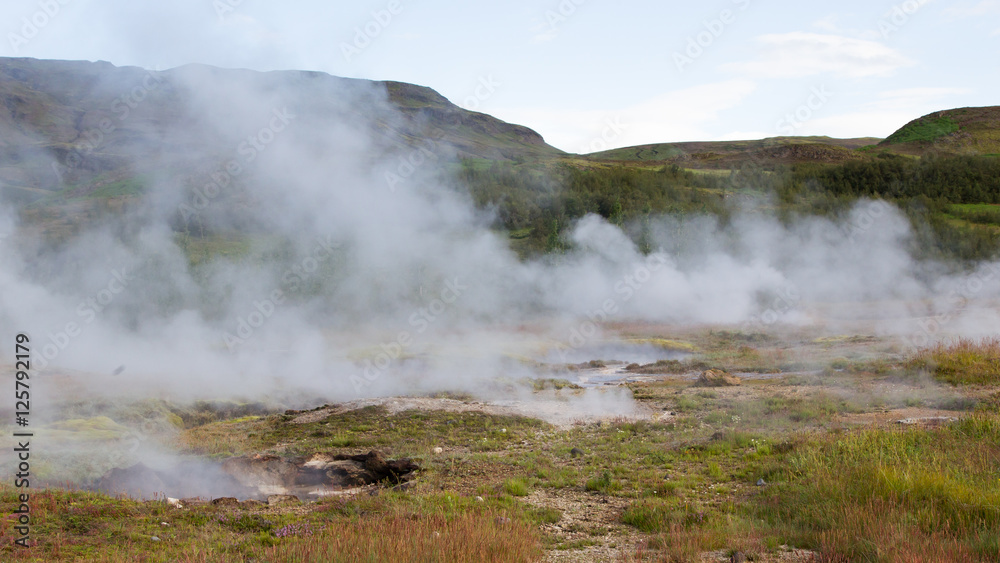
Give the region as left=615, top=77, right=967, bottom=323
left=3, top=0, right=998, bottom=152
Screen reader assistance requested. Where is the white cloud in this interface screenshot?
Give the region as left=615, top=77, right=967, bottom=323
left=488, top=80, right=758, bottom=153
left=714, top=130, right=775, bottom=141
left=528, top=15, right=558, bottom=43
left=871, top=87, right=972, bottom=109
left=799, top=87, right=972, bottom=139
left=944, top=0, right=999, bottom=17
left=812, top=15, right=842, bottom=33
left=787, top=111, right=914, bottom=139
left=723, top=32, right=915, bottom=78
left=531, top=30, right=558, bottom=43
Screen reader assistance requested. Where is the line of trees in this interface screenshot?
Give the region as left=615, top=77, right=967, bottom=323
left=455, top=153, right=1000, bottom=261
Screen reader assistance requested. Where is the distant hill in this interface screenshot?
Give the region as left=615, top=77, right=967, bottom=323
left=0, top=57, right=562, bottom=204
left=880, top=106, right=1000, bottom=156
left=586, top=136, right=882, bottom=169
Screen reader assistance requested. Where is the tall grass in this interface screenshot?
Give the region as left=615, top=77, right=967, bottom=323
left=253, top=511, right=541, bottom=562
left=908, top=337, right=1000, bottom=385
left=754, top=412, right=1000, bottom=561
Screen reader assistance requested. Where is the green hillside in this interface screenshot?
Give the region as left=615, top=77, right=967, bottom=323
left=2, top=58, right=999, bottom=262
left=881, top=106, right=1000, bottom=156
left=0, top=57, right=563, bottom=205
left=587, top=136, right=883, bottom=169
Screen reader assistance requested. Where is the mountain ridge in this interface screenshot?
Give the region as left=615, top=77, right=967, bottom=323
left=0, top=57, right=563, bottom=204
left=1, top=57, right=997, bottom=211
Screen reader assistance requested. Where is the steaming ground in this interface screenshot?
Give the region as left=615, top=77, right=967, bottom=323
left=1, top=67, right=999, bottom=492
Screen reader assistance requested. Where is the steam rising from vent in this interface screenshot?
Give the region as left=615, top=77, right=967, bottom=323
left=0, top=63, right=998, bottom=412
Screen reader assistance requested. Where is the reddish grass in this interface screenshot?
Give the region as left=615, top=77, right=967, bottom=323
left=253, top=511, right=541, bottom=563
left=814, top=498, right=985, bottom=562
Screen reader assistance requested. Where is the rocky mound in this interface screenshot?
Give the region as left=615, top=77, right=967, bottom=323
left=222, top=450, right=419, bottom=498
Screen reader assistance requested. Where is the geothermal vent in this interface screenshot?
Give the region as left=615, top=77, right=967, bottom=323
left=95, top=451, right=419, bottom=501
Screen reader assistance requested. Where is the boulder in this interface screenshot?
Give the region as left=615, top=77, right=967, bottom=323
left=323, top=460, right=379, bottom=487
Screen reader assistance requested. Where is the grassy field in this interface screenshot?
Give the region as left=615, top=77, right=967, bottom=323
left=947, top=204, right=1000, bottom=228
left=2, top=335, right=999, bottom=561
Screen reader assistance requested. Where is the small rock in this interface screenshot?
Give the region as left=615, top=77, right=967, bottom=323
left=570, top=447, right=584, bottom=458
left=160, top=522, right=169, bottom=527
left=167, top=498, right=183, bottom=509
left=475, top=496, right=485, bottom=502
left=432, top=447, right=444, bottom=454
left=210, top=497, right=239, bottom=507
left=150, top=536, right=161, bottom=542
left=756, top=478, right=766, bottom=487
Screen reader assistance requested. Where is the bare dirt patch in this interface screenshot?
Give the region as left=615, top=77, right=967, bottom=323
left=524, top=488, right=640, bottom=563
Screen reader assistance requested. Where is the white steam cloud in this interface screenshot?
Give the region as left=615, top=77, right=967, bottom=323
left=0, top=63, right=998, bottom=413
